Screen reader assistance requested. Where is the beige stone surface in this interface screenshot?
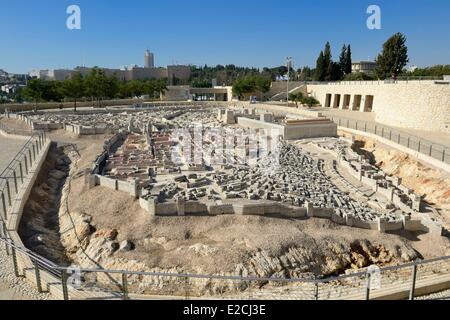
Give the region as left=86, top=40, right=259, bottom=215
left=308, top=81, right=450, bottom=133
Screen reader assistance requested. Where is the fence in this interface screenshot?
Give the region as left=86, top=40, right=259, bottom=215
left=0, top=229, right=449, bottom=300
left=0, top=130, right=47, bottom=221
left=0, top=121, right=33, bottom=136
left=329, top=116, right=450, bottom=165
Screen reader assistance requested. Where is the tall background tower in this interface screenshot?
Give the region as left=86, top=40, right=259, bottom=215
left=144, top=50, right=154, bottom=68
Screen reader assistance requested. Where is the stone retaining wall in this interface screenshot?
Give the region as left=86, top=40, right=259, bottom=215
left=308, top=81, right=450, bottom=133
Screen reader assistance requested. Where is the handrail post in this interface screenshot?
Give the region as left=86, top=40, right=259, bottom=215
left=409, top=264, right=418, bottom=300
left=1, top=221, right=10, bottom=255
left=184, top=276, right=189, bottom=300
left=443, top=149, right=446, bottom=162
left=61, top=269, right=69, bottom=300
left=13, top=170, right=18, bottom=193
left=365, top=273, right=371, bottom=300
left=34, top=259, right=43, bottom=293
left=11, top=246, right=21, bottom=277
left=314, top=282, right=319, bottom=300
left=24, top=154, right=29, bottom=174
left=1, top=192, right=7, bottom=221
left=6, top=180, right=11, bottom=206
left=19, top=162, right=24, bottom=183
left=122, top=273, right=129, bottom=300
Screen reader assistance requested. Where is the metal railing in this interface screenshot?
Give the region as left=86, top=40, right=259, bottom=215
left=0, top=127, right=47, bottom=221
left=0, top=121, right=33, bottom=136
left=329, top=116, right=450, bottom=164
left=0, top=229, right=449, bottom=300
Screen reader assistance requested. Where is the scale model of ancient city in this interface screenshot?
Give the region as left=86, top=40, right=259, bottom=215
left=1, top=45, right=450, bottom=300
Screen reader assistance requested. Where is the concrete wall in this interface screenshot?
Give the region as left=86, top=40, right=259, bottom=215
left=236, top=117, right=284, bottom=133
left=308, top=81, right=450, bottom=133
left=6, top=140, right=51, bottom=230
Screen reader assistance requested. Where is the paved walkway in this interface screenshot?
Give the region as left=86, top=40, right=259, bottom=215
left=0, top=135, right=27, bottom=173
left=311, top=107, right=450, bottom=148
left=263, top=103, right=450, bottom=149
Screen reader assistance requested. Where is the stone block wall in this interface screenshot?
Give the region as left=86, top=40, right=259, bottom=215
left=308, top=81, right=450, bottom=133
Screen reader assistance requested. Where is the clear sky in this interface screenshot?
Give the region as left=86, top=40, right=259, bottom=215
left=1, top=0, right=450, bottom=74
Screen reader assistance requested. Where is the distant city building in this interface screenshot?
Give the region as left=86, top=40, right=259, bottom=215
left=351, top=61, right=377, bottom=74
left=28, top=51, right=191, bottom=82
left=167, top=65, right=192, bottom=85
left=0, top=69, right=8, bottom=82
left=144, top=50, right=154, bottom=68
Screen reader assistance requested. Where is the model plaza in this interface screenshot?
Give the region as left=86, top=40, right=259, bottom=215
left=4, top=103, right=441, bottom=235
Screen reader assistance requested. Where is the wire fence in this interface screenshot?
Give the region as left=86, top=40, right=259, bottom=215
left=329, top=116, right=450, bottom=164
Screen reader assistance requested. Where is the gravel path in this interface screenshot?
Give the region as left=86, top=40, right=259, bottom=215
left=0, top=242, right=52, bottom=300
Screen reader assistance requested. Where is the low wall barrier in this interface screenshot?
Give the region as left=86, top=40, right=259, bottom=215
left=0, top=130, right=49, bottom=222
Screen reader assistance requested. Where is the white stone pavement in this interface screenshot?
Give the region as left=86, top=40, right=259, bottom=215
left=0, top=135, right=27, bottom=173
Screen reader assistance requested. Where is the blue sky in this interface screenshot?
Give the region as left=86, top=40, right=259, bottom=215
left=1, top=0, right=449, bottom=74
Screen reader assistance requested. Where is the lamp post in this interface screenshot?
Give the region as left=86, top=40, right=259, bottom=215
left=286, top=57, right=292, bottom=107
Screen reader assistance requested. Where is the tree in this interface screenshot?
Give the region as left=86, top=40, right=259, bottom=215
left=288, top=93, right=301, bottom=108
left=344, top=72, right=375, bottom=81
left=302, top=96, right=319, bottom=108
left=330, top=62, right=343, bottom=81
left=345, top=45, right=352, bottom=75
left=323, top=42, right=332, bottom=81
left=232, top=75, right=271, bottom=100
left=155, top=79, right=168, bottom=100
left=60, top=72, right=85, bottom=111
left=376, top=32, right=409, bottom=80
left=106, top=75, right=120, bottom=99
left=339, top=45, right=347, bottom=76
left=315, top=51, right=326, bottom=81
left=299, top=66, right=313, bottom=81
left=84, top=67, right=111, bottom=107
left=22, top=79, right=46, bottom=111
